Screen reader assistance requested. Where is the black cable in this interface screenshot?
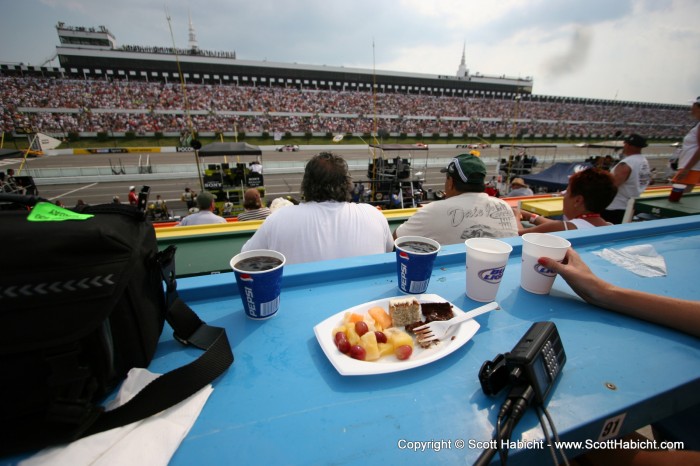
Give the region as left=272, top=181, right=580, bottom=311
left=500, top=384, right=535, bottom=465
left=496, top=416, right=504, bottom=458
left=536, top=405, right=560, bottom=466
left=496, top=398, right=512, bottom=462
left=542, top=406, right=570, bottom=466
left=498, top=398, right=513, bottom=424
left=498, top=417, right=514, bottom=465
left=473, top=419, right=512, bottom=466
left=473, top=384, right=535, bottom=466
left=506, top=383, right=535, bottom=427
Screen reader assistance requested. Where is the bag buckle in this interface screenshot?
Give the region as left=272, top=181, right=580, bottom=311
left=156, top=245, right=178, bottom=294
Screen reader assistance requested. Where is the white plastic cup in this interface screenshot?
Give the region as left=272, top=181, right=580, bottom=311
left=465, top=238, right=513, bottom=302
left=520, top=233, right=571, bottom=294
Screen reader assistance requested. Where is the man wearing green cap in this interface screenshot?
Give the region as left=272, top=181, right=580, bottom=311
left=394, top=153, right=517, bottom=245
left=176, top=191, right=227, bottom=226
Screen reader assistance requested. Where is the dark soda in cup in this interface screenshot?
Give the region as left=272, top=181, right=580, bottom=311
left=230, top=250, right=286, bottom=320
left=394, top=236, right=441, bottom=294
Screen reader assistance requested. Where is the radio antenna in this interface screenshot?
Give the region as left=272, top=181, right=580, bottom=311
left=370, top=38, right=378, bottom=184
left=165, top=5, right=204, bottom=191
left=372, top=38, right=379, bottom=145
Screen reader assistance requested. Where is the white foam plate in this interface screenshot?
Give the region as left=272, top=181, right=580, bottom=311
left=313, top=293, right=480, bottom=376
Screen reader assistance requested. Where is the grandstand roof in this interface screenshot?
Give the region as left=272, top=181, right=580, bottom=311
left=46, top=23, right=533, bottom=96
left=53, top=47, right=532, bottom=95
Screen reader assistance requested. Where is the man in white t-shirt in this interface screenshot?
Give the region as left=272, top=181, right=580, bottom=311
left=602, top=133, right=651, bottom=224
left=242, top=152, right=394, bottom=264
left=394, top=153, right=518, bottom=245
left=177, top=191, right=227, bottom=226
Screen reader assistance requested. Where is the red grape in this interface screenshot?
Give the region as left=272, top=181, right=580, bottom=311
left=334, top=332, right=350, bottom=353
left=395, top=345, right=413, bottom=360
left=355, top=321, right=369, bottom=337
left=337, top=339, right=350, bottom=354
left=349, top=345, right=367, bottom=360
left=374, top=331, right=387, bottom=344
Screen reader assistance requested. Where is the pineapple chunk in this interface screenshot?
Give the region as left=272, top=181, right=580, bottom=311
left=363, top=315, right=377, bottom=332
left=360, top=331, right=380, bottom=361
left=386, top=328, right=414, bottom=349
left=331, top=325, right=346, bottom=338
left=346, top=326, right=360, bottom=345
left=378, top=342, right=394, bottom=358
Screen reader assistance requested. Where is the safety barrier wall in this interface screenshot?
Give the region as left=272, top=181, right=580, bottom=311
left=24, top=153, right=612, bottom=184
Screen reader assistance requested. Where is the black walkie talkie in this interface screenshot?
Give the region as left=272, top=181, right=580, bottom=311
left=479, top=321, right=566, bottom=404
left=505, top=322, right=566, bottom=404
left=474, top=322, right=567, bottom=466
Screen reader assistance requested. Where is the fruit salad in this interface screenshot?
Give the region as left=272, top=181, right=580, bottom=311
left=331, top=306, right=414, bottom=361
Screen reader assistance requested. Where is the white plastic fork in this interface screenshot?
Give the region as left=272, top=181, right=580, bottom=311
left=413, top=301, right=500, bottom=343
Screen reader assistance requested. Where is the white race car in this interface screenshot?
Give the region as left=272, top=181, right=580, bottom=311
left=276, top=144, right=300, bottom=152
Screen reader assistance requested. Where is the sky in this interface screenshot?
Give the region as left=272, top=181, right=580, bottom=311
left=1, top=0, right=699, bottom=106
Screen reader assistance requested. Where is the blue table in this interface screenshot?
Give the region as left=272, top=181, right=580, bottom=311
left=160, top=215, right=700, bottom=465
left=14, top=217, right=700, bottom=465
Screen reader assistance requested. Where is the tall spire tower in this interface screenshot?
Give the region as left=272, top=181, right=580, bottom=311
left=188, top=10, right=198, bottom=51
left=456, top=42, right=469, bottom=77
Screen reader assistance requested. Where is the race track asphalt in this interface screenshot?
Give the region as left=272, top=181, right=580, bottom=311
left=2, top=144, right=675, bottom=217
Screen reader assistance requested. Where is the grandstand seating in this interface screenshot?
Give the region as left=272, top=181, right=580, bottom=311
left=0, top=76, right=692, bottom=139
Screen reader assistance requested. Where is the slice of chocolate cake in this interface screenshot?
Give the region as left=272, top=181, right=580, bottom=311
left=420, top=302, right=454, bottom=323
left=405, top=302, right=455, bottom=348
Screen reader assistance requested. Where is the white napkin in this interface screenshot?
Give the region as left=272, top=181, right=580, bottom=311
left=593, top=244, right=667, bottom=277
left=20, top=368, right=213, bottom=466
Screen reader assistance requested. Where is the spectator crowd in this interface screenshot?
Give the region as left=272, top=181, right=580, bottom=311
left=0, top=76, right=693, bottom=139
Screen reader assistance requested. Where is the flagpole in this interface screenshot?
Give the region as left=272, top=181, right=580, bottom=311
left=166, top=7, right=204, bottom=192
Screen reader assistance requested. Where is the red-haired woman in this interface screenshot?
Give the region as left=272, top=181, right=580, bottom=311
left=515, top=168, right=617, bottom=235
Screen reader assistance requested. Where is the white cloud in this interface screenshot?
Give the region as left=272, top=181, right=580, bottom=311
left=0, top=0, right=698, bottom=104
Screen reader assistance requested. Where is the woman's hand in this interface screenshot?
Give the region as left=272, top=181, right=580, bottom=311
left=537, top=248, right=613, bottom=306
left=519, top=209, right=537, bottom=222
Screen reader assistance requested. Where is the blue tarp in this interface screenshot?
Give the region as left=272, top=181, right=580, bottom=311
left=521, top=162, right=593, bottom=191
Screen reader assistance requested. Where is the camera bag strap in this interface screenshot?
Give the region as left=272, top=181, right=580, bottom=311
left=0, top=196, right=233, bottom=455
left=79, top=244, right=234, bottom=438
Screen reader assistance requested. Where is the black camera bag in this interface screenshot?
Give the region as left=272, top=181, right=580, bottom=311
left=0, top=198, right=233, bottom=456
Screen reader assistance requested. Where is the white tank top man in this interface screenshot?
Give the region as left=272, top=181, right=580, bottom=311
left=603, top=134, right=651, bottom=224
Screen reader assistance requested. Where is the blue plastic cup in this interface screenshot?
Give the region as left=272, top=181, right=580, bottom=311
left=394, top=236, right=441, bottom=294
left=230, top=249, right=286, bottom=320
